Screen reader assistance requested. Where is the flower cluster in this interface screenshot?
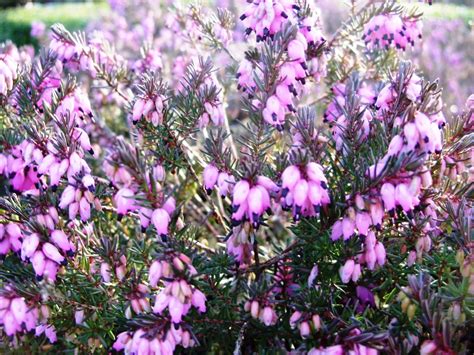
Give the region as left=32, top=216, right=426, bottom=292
left=113, top=322, right=196, bottom=354
left=308, top=328, right=378, bottom=354
left=226, top=223, right=254, bottom=266
left=240, top=0, right=297, bottom=41
left=106, top=147, right=176, bottom=238
left=0, top=45, right=18, bottom=96
left=280, top=162, right=330, bottom=221
left=0, top=285, right=56, bottom=342
left=324, top=82, right=376, bottom=151
left=59, top=174, right=99, bottom=221
left=21, top=228, right=74, bottom=282
left=0, top=55, right=106, bottom=301
left=231, top=176, right=279, bottom=229
left=1, top=85, right=96, bottom=200
left=127, top=283, right=151, bottom=316
left=244, top=297, right=278, bottom=326
left=132, top=47, right=164, bottom=74
left=238, top=0, right=327, bottom=130
left=50, top=27, right=126, bottom=79
left=197, top=74, right=226, bottom=128
left=202, top=164, right=235, bottom=197
left=132, top=90, right=166, bottom=126
left=289, top=310, right=321, bottom=338
left=0, top=223, right=22, bottom=255
left=100, top=254, right=128, bottom=283
left=149, top=251, right=206, bottom=323
left=336, top=230, right=386, bottom=284
left=329, top=68, right=446, bottom=281
left=363, top=14, right=422, bottom=51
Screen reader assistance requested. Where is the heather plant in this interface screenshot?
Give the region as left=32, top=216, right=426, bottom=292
left=0, top=0, right=472, bottom=354
left=317, top=0, right=474, bottom=111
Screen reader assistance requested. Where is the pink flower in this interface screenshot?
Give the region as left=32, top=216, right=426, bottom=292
left=42, top=243, right=65, bottom=265
left=31, top=21, right=46, bottom=38
left=395, top=183, right=413, bottom=212
left=21, top=233, right=40, bottom=260
left=100, top=262, right=111, bottom=283
left=355, top=212, right=371, bottom=236
left=153, top=164, right=166, bottom=182
left=342, top=217, right=355, bottom=240
left=59, top=185, right=75, bottom=209
left=331, top=220, right=343, bottom=241
left=308, top=265, right=319, bottom=287
left=32, top=251, right=46, bottom=278
left=75, top=309, right=85, bottom=325
left=351, top=263, right=361, bottom=282
left=250, top=300, right=260, bottom=318
left=231, top=178, right=273, bottom=228
left=217, top=172, right=235, bottom=197
left=203, top=164, right=219, bottom=194
left=191, top=289, right=206, bottom=313
left=282, top=165, right=301, bottom=192
left=114, top=188, right=137, bottom=218
left=50, top=230, right=73, bottom=255
left=0, top=52, right=18, bottom=96
left=139, top=207, right=153, bottom=231
left=289, top=311, right=302, bottom=328
left=263, top=96, right=286, bottom=131
left=151, top=208, right=171, bottom=238
left=149, top=260, right=163, bottom=287
left=370, top=202, right=384, bottom=228
left=169, top=297, right=184, bottom=323
left=375, top=242, right=386, bottom=266
left=420, top=340, right=437, bottom=355
left=232, top=180, right=250, bottom=208
left=236, top=59, right=255, bottom=92
left=407, top=250, right=417, bottom=266
left=276, top=84, right=294, bottom=110
left=113, top=332, right=131, bottom=351
left=299, top=321, right=310, bottom=337
left=79, top=197, right=91, bottom=221
left=380, top=183, right=396, bottom=213
left=339, top=259, right=355, bottom=284
left=261, top=306, right=276, bottom=326
left=132, top=98, right=145, bottom=121
left=288, top=39, right=306, bottom=62
left=44, top=325, right=57, bottom=343
left=73, top=128, right=94, bottom=154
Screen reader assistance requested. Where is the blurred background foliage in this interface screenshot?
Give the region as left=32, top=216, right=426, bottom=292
left=0, top=0, right=472, bottom=109
left=0, top=1, right=106, bottom=47
left=318, top=0, right=473, bottom=112
left=0, top=1, right=472, bottom=44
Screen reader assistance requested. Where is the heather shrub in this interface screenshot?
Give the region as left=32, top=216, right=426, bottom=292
left=0, top=0, right=472, bottom=353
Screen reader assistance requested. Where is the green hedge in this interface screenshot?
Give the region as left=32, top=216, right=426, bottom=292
left=0, top=2, right=108, bottom=46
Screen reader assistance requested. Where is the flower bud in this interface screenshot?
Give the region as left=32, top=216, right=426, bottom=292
left=299, top=321, right=310, bottom=337
left=339, top=259, right=355, bottom=284
left=75, top=309, right=85, bottom=325
left=250, top=300, right=260, bottom=318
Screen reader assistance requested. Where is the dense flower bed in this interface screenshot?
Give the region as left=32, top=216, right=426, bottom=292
left=0, top=0, right=472, bottom=353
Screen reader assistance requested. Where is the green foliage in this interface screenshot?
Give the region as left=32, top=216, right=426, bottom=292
left=0, top=2, right=107, bottom=46
left=417, top=2, right=474, bottom=24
